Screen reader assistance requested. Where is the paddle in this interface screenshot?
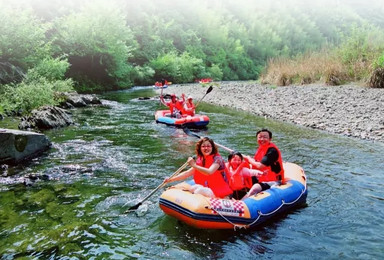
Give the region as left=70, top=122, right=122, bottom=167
left=195, top=85, right=213, bottom=108
left=160, top=83, right=164, bottom=105
left=182, top=127, right=234, bottom=153
left=124, top=160, right=189, bottom=212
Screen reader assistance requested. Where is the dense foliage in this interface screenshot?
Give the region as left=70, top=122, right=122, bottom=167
left=1, top=0, right=384, bottom=113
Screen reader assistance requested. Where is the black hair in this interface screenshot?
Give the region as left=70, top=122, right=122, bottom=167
left=256, top=128, right=272, bottom=139
left=228, top=151, right=243, bottom=161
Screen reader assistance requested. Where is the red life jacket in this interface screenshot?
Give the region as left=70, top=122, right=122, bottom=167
left=184, top=102, right=195, bottom=116
left=168, top=100, right=184, bottom=115
left=225, top=161, right=252, bottom=191
left=194, top=154, right=233, bottom=198
left=253, top=142, right=285, bottom=183
left=175, top=101, right=183, bottom=111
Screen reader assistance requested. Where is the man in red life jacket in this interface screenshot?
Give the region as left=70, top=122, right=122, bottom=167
left=243, top=128, right=285, bottom=199
left=160, top=93, right=185, bottom=118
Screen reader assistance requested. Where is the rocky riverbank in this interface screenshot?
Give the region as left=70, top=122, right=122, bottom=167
left=0, top=92, right=103, bottom=168
left=159, top=81, right=384, bottom=143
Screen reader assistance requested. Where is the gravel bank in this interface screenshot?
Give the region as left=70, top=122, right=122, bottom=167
left=158, top=81, right=384, bottom=143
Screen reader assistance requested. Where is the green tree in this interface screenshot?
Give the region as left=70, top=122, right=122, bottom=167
left=54, top=0, right=137, bottom=92
left=150, top=51, right=205, bottom=83
left=0, top=3, right=50, bottom=69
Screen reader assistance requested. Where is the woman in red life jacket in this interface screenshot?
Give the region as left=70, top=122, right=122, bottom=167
left=243, top=129, right=285, bottom=199
left=226, top=152, right=264, bottom=200
left=160, top=93, right=185, bottom=117
left=163, top=137, right=233, bottom=199
left=183, top=96, right=195, bottom=116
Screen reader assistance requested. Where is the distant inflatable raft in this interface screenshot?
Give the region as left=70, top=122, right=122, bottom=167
left=159, top=162, right=307, bottom=230
left=155, top=110, right=209, bottom=128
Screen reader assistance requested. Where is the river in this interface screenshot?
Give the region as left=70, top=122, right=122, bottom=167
left=0, top=87, right=383, bottom=259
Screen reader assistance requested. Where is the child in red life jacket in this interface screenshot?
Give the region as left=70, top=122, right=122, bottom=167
left=226, top=152, right=264, bottom=200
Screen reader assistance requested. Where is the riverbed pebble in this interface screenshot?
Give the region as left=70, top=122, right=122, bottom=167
left=160, top=82, right=384, bottom=143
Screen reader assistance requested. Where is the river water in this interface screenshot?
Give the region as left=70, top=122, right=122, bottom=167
left=1, top=87, right=383, bottom=259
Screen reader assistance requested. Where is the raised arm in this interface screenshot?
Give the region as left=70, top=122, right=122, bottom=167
left=159, top=95, right=168, bottom=107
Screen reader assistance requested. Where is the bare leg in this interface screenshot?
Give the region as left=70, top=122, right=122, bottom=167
left=193, top=186, right=215, bottom=198
left=242, top=184, right=262, bottom=200
left=189, top=184, right=203, bottom=193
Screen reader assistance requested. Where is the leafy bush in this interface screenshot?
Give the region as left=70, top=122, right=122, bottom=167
left=0, top=57, right=74, bottom=113
left=0, top=77, right=73, bottom=113
left=25, top=57, right=70, bottom=82
left=337, top=24, right=384, bottom=79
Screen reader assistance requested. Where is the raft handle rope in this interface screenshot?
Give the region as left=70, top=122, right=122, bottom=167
left=244, top=186, right=307, bottom=228
left=205, top=185, right=307, bottom=230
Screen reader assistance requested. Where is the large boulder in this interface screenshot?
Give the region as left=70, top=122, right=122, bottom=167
left=0, top=128, right=51, bottom=165
left=59, top=92, right=102, bottom=108
left=19, top=106, right=74, bottom=130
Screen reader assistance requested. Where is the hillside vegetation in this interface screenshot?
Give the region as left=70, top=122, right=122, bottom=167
left=262, top=25, right=384, bottom=86
left=1, top=0, right=384, bottom=114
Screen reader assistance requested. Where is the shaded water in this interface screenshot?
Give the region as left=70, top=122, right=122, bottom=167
left=1, top=87, right=383, bottom=259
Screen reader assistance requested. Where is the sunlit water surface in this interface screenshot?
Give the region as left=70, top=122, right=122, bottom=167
left=0, top=87, right=383, bottom=259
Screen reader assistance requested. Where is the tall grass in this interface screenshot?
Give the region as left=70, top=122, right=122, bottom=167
left=261, top=25, right=384, bottom=86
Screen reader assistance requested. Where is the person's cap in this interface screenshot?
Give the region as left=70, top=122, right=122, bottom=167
left=187, top=96, right=193, bottom=100
left=171, top=94, right=176, bottom=97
